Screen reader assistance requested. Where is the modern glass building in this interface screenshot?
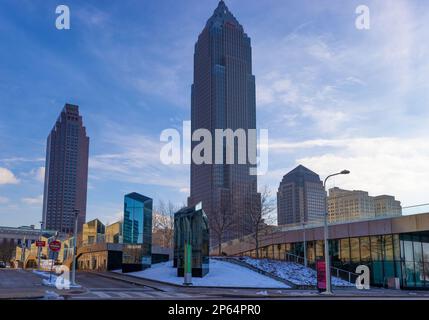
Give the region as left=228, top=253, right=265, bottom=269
left=215, top=212, right=429, bottom=289
left=188, top=0, right=260, bottom=244
left=122, top=193, right=153, bottom=273
left=174, top=204, right=210, bottom=277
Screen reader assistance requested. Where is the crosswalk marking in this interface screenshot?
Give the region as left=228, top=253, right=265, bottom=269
left=92, top=291, right=111, bottom=298
left=84, top=290, right=194, bottom=300
left=114, top=292, right=134, bottom=298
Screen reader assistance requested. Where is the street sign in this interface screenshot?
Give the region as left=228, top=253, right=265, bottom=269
left=49, top=240, right=61, bottom=252
left=36, top=240, right=46, bottom=247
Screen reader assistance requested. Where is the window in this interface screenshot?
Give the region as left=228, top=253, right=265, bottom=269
left=371, top=236, right=383, bottom=261
left=384, top=235, right=394, bottom=260
left=350, top=238, right=360, bottom=263
left=360, top=237, right=371, bottom=262
left=339, top=238, right=350, bottom=263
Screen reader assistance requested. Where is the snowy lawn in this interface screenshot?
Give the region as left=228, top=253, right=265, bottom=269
left=126, top=259, right=290, bottom=288
left=238, top=257, right=354, bottom=287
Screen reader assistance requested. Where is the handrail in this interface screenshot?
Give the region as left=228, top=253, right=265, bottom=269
left=285, top=252, right=359, bottom=283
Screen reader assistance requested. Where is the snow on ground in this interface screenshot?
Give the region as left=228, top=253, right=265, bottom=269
left=127, top=259, right=290, bottom=288
left=33, top=270, right=81, bottom=289
left=238, top=257, right=354, bottom=287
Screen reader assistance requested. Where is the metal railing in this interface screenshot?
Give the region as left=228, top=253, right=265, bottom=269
left=285, top=252, right=359, bottom=284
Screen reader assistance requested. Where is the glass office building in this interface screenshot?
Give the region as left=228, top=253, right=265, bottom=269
left=174, top=204, right=209, bottom=277
left=188, top=0, right=260, bottom=244
left=122, top=193, right=152, bottom=273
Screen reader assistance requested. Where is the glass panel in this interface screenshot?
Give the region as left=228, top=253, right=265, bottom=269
left=315, top=240, right=324, bottom=260
left=350, top=238, right=360, bottom=263
left=403, top=240, right=414, bottom=262
left=371, top=236, right=383, bottom=261
left=413, top=238, right=423, bottom=263
left=415, top=262, right=424, bottom=287
left=339, top=238, right=350, bottom=264
left=360, top=237, right=371, bottom=262
left=424, top=263, right=429, bottom=283
left=404, top=261, right=416, bottom=287
left=393, top=234, right=401, bottom=261
left=384, top=261, right=395, bottom=279
left=372, top=261, right=384, bottom=285
left=307, top=241, right=315, bottom=264
left=273, top=244, right=280, bottom=260
left=268, top=245, right=274, bottom=259
left=279, top=244, right=286, bottom=260
left=423, top=242, right=429, bottom=263
left=384, top=235, right=394, bottom=260
left=330, top=239, right=340, bottom=266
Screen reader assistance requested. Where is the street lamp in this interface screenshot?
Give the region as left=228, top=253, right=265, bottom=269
left=322, top=169, right=350, bottom=294
left=71, top=209, right=79, bottom=286
left=37, top=221, right=43, bottom=271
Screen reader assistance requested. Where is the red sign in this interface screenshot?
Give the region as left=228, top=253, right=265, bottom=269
left=316, top=260, right=327, bottom=290
left=49, top=240, right=61, bottom=252
left=35, top=240, right=46, bottom=247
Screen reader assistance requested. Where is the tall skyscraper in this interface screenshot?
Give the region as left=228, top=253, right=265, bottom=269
left=42, top=104, right=89, bottom=234
left=277, top=165, right=326, bottom=226
left=188, top=1, right=260, bottom=243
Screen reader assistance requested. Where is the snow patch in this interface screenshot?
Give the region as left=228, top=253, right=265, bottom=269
left=238, top=257, right=354, bottom=287
left=124, top=259, right=290, bottom=288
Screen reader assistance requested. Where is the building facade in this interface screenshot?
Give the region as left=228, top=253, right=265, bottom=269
left=188, top=1, right=260, bottom=244
left=122, top=193, right=153, bottom=272
left=277, top=165, right=326, bottom=226
left=214, top=212, right=429, bottom=290
left=82, top=219, right=106, bottom=246
left=1, top=225, right=56, bottom=265
left=374, top=195, right=402, bottom=218
left=42, top=104, right=89, bottom=234
left=328, top=187, right=402, bottom=223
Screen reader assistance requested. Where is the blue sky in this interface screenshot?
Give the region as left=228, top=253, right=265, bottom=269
left=1, top=0, right=429, bottom=227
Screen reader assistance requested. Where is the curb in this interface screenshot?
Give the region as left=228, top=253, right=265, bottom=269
left=90, top=272, right=166, bottom=292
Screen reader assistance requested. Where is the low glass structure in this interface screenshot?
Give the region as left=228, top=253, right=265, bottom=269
left=174, top=204, right=209, bottom=277
left=122, top=192, right=152, bottom=273
left=242, top=231, right=429, bottom=289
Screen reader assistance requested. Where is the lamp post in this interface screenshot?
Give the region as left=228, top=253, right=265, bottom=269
left=302, top=220, right=307, bottom=267
left=322, top=169, right=350, bottom=294
left=71, top=209, right=79, bottom=286
left=37, top=221, right=43, bottom=271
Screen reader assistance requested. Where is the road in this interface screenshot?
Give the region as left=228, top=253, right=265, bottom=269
left=0, top=269, right=213, bottom=300
left=2, top=268, right=429, bottom=300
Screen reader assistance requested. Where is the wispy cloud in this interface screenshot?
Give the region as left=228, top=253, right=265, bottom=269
left=21, top=195, right=43, bottom=206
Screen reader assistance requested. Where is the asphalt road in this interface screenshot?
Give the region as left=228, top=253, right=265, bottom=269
left=2, top=269, right=429, bottom=300
left=0, top=268, right=47, bottom=299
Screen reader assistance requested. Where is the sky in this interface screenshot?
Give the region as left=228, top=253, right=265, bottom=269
left=0, top=0, right=429, bottom=228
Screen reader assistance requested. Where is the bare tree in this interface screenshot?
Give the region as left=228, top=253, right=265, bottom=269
left=153, top=200, right=177, bottom=248
left=210, top=197, right=237, bottom=256
left=248, top=185, right=276, bottom=259
left=0, top=241, right=15, bottom=263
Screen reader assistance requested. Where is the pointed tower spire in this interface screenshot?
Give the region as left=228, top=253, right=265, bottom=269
left=205, top=0, right=243, bottom=31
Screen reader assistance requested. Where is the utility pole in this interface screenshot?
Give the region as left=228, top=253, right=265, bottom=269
left=71, top=209, right=79, bottom=286
left=322, top=169, right=350, bottom=295
left=37, top=221, right=43, bottom=271
left=303, top=221, right=307, bottom=267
